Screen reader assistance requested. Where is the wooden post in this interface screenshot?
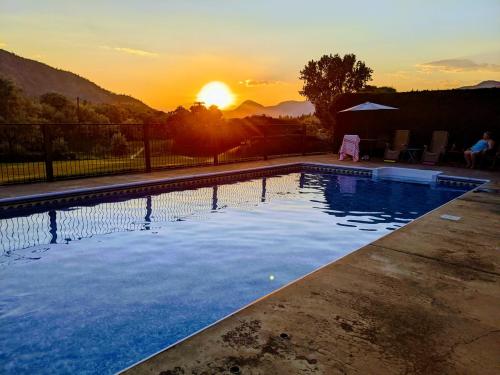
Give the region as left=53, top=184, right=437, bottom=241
left=143, top=123, right=152, bottom=172
left=42, top=124, right=54, bottom=182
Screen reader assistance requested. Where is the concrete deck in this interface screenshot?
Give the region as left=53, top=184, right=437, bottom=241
left=2, top=155, right=499, bottom=374
left=121, top=188, right=499, bottom=374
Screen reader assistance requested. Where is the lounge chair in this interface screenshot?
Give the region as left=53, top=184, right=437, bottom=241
left=384, top=130, right=410, bottom=162
left=421, top=130, right=448, bottom=165
left=478, top=140, right=498, bottom=169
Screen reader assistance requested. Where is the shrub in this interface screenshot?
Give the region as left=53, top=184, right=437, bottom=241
left=110, top=132, right=129, bottom=156
left=52, top=137, right=69, bottom=159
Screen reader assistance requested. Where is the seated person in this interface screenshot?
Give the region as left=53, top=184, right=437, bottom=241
left=464, top=131, right=495, bottom=168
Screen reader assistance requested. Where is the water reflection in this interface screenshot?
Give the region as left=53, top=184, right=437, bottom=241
left=0, top=174, right=298, bottom=255
left=302, top=173, right=460, bottom=231
left=0, top=172, right=468, bottom=258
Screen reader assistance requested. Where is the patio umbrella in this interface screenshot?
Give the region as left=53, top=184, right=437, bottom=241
left=338, top=102, right=398, bottom=148
left=339, top=102, right=397, bottom=112
left=338, top=101, right=398, bottom=112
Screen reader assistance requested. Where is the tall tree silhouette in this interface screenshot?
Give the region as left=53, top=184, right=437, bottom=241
left=300, top=54, right=372, bottom=127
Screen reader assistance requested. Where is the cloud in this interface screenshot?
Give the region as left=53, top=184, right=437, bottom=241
left=238, top=79, right=281, bottom=87
left=417, top=59, right=500, bottom=73
left=100, top=45, right=158, bottom=57
left=113, top=47, right=158, bottom=57
left=0, top=42, right=7, bottom=48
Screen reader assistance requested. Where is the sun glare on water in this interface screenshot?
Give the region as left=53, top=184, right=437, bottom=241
left=196, top=81, right=235, bottom=109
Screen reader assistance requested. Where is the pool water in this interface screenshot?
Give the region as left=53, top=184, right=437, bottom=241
left=0, top=172, right=470, bottom=374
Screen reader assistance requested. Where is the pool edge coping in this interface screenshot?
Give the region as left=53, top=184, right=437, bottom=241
left=0, top=162, right=487, bottom=212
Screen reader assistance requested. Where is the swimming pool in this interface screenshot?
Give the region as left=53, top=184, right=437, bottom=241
left=0, top=168, right=474, bottom=374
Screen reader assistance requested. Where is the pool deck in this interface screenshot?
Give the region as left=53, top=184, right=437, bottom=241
left=2, top=155, right=499, bottom=374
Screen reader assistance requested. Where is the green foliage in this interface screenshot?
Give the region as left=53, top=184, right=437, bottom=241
left=169, top=104, right=235, bottom=156
left=299, top=53, right=373, bottom=127
left=110, top=132, right=129, bottom=156
left=39, top=92, right=78, bottom=123
left=52, top=136, right=70, bottom=159
left=40, top=92, right=73, bottom=110
left=0, top=77, right=40, bottom=123
left=0, top=77, right=328, bottom=162
left=361, top=85, right=397, bottom=94
left=0, top=77, right=21, bottom=123
left=0, top=78, right=169, bottom=125
left=94, top=103, right=128, bottom=123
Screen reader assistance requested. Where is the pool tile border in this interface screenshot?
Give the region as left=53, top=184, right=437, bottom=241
left=0, top=164, right=298, bottom=214
left=436, top=174, right=488, bottom=188
left=0, top=163, right=485, bottom=215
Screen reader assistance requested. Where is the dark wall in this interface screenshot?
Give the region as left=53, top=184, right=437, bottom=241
left=331, top=89, right=500, bottom=151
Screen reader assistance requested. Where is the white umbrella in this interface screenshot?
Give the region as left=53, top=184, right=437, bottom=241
left=339, top=101, right=398, bottom=112
left=337, top=101, right=399, bottom=153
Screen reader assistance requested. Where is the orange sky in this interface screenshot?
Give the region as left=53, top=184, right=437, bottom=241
left=1, top=0, right=499, bottom=110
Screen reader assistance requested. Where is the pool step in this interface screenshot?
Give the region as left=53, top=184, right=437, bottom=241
left=372, top=167, right=442, bottom=184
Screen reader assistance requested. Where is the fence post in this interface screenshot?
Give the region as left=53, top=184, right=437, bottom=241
left=301, top=124, right=307, bottom=155
left=143, top=123, right=152, bottom=173
left=42, top=124, right=54, bottom=182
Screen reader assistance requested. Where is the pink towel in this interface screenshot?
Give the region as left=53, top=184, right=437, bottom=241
left=339, top=135, right=360, bottom=162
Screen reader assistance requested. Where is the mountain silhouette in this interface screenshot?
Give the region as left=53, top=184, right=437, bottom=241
left=458, top=80, right=500, bottom=89
left=224, top=99, right=314, bottom=118
left=0, top=49, right=151, bottom=110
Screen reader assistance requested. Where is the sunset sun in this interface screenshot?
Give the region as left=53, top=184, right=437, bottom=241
left=196, top=81, right=235, bottom=109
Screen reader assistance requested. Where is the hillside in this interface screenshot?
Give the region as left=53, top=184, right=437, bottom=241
left=459, top=80, right=500, bottom=89
left=224, top=99, right=314, bottom=118
left=0, top=49, right=151, bottom=110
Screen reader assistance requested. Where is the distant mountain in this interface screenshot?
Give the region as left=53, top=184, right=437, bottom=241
left=0, top=49, right=151, bottom=110
left=224, top=99, right=314, bottom=118
left=458, top=80, right=500, bottom=89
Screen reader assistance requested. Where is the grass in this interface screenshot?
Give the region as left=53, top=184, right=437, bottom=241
left=0, top=143, right=317, bottom=184
left=0, top=155, right=213, bottom=184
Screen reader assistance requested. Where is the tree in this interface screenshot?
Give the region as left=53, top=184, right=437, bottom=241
left=169, top=104, right=226, bottom=155
left=361, top=85, right=396, bottom=94
left=40, top=92, right=78, bottom=123
left=0, top=78, right=44, bottom=158
left=0, top=77, right=31, bottom=123
left=299, top=53, right=373, bottom=127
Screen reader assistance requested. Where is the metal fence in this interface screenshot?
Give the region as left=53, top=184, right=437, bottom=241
left=0, top=123, right=331, bottom=184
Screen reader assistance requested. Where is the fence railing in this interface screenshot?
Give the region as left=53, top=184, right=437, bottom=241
left=0, top=123, right=331, bottom=184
